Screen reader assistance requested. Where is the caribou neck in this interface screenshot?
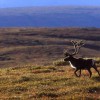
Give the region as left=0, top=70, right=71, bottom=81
left=68, top=56, right=77, bottom=69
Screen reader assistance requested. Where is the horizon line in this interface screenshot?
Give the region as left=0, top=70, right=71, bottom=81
left=0, top=5, right=100, bottom=9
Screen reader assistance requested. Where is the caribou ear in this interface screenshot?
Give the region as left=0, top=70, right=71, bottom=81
left=64, top=52, right=69, bottom=56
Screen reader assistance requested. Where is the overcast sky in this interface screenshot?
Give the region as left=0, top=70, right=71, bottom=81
left=0, top=0, right=100, bottom=8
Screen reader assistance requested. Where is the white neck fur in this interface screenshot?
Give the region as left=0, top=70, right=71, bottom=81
left=69, top=61, right=76, bottom=69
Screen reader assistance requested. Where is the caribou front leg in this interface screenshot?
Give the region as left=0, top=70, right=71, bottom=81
left=92, top=64, right=100, bottom=76
left=74, top=69, right=81, bottom=77
left=79, top=69, right=81, bottom=77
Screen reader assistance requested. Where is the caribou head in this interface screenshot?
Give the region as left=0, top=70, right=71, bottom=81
left=64, top=40, right=84, bottom=62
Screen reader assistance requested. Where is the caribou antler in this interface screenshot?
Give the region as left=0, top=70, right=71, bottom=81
left=71, top=40, right=85, bottom=55
left=76, top=40, right=85, bottom=54
left=71, top=40, right=78, bottom=55
left=64, top=40, right=85, bottom=57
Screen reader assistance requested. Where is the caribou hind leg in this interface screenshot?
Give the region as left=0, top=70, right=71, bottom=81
left=92, top=64, right=100, bottom=76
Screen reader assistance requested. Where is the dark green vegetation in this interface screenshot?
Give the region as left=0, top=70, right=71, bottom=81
left=0, top=27, right=100, bottom=67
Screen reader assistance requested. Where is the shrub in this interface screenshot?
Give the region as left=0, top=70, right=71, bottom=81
left=53, top=59, right=69, bottom=66
left=94, top=57, right=100, bottom=66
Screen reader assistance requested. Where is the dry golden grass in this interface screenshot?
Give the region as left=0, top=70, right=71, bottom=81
left=0, top=65, right=100, bottom=99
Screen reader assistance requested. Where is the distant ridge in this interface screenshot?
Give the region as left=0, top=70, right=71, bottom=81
left=0, top=6, right=100, bottom=27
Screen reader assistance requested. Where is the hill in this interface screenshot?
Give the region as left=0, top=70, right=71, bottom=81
left=0, top=27, right=100, bottom=67
left=0, top=27, right=100, bottom=99
left=0, top=6, right=100, bottom=27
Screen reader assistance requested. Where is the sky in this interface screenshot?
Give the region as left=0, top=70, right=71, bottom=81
left=0, top=0, right=100, bottom=8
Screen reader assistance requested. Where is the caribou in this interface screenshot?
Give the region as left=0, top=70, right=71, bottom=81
left=64, top=40, right=100, bottom=78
